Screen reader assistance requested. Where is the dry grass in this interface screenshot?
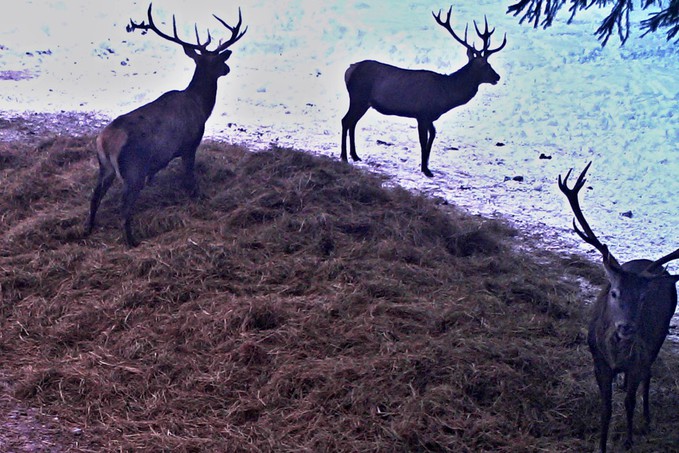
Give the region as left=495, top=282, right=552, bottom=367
left=1, top=135, right=677, bottom=452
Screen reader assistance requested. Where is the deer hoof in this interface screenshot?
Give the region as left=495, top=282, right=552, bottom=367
left=124, top=228, right=139, bottom=248
left=423, top=168, right=434, bottom=178
left=183, top=177, right=200, bottom=196
left=350, top=154, right=361, bottom=162
left=622, top=438, right=633, bottom=450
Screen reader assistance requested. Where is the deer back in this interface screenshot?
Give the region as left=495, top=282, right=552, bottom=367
left=99, top=4, right=247, bottom=179
left=346, top=60, right=485, bottom=121
left=100, top=91, right=205, bottom=176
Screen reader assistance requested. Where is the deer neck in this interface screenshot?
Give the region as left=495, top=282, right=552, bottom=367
left=445, top=62, right=483, bottom=104
left=602, top=324, right=647, bottom=370
left=185, top=67, right=220, bottom=119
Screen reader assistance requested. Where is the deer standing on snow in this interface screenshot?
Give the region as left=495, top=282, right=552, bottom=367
left=85, top=4, right=246, bottom=246
left=340, top=6, right=506, bottom=177
left=559, top=162, right=679, bottom=453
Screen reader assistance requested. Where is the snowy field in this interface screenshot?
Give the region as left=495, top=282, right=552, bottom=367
left=0, top=0, right=677, bottom=272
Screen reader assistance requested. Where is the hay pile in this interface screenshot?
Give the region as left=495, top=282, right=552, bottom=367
left=1, top=136, right=678, bottom=452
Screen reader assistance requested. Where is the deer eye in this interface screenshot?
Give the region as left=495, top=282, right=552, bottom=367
left=610, top=289, right=619, bottom=300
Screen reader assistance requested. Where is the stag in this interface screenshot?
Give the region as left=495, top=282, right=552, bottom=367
left=340, top=6, right=506, bottom=177
left=85, top=4, right=247, bottom=246
left=559, top=162, right=679, bottom=453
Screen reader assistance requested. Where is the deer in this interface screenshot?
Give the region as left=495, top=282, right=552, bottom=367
left=85, top=4, right=247, bottom=247
left=340, top=6, right=506, bottom=177
left=558, top=162, right=679, bottom=453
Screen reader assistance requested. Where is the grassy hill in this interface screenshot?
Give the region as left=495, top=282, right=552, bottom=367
left=1, top=136, right=677, bottom=451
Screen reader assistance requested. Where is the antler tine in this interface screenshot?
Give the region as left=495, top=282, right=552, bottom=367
left=558, top=162, right=620, bottom=268
left=473, top=21, right=486, bottom=52
left=484, top=32, right=507, bottom=57
left=475, top=16, right=506, bottom=57
left=213, top=8, right=248, bottom=53
left=193, top=24, right=213, bottom=49
left=213, top=7, right=242, bottom=34
left=643, top=248, right=679, bottom=275
left=474, top=16, right=496, bottom=53
left=558, top=168, right=590, bottom=243
left=127, top=3, right=208, bottom=52
left=171, top=15, right=179, bottom=41
left=126, top=4, right=152, bottom=34
left=485, top=16, right=495, bottom=35
left=432, top=6, right=474, bottom=51
left=194, top=24, right=200, bottom=45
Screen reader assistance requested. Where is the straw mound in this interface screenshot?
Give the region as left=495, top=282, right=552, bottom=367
left=1, top=136, right=677, bottom=452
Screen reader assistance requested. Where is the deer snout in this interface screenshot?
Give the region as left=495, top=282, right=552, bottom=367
left=615, top=321, right=637, bottom=340
left=486, top=71, right=500, bottom=85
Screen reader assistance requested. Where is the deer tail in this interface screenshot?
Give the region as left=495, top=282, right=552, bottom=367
left=96, top=127, right=127, bottom=181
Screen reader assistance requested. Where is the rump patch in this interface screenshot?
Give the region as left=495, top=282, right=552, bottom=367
left=97, top=127, right=128, bottom=181
left=344, top=63, right=358, bottom=86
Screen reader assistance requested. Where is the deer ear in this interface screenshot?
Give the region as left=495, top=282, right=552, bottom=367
left=603, top=259, right=623, bottom=286
left=183, top=46, right=200, bottom=60
left=220, top=49, right=232, bottom=61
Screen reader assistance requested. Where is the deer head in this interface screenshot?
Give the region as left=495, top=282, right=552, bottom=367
left=127, top=4, right=247, bottom=80
left=433, top=7, right=506, bottom=85
left=558, top=162, right=679, bottom=341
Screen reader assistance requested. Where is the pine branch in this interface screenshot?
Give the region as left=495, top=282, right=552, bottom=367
left=507, top=0, right=679, bottom=45
left=641, top=0, right=679, bottom=41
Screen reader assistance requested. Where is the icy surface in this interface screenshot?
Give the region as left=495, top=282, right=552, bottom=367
left=0, top=0, right=677, bottom=272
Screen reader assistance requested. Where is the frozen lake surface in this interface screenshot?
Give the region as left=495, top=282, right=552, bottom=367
left=0, top=0, right=677, bottom=274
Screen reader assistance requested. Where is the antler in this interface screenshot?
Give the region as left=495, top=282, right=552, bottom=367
left=474, top=16, right=507, bottom=57
left=433, top=7, right=506, bottom=57
left=643, top=248, right=679, bottom=275
left=127, top=4, right=246, bottom=54
left=433, top=7, right=474, bottom=53
left=558, top=162, right=620, bottom=268
left=212, top=8, right=247, bottom=53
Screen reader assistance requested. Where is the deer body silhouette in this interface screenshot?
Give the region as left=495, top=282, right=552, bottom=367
left=341, top=7, right=506, bottom=177
left=86, top=4, right=246, bottom=246
left=559, top=163, right=679, bottom=453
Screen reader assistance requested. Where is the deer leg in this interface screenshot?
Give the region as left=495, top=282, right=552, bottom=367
left=594, top=362, right=613, bottom=453
left=623, top=374, right=641, bottom=450
left=120, top=176, right=143, bottom=248
left=181, top=151, right=200, bottom=198
left=425, top=123, right=437, bottom=175
left=641, top=373, right=651, bottom=433
left=146, top=170, right=158, bottom=186
left=86, top=164, right=116, bottom=236
left=348, top=125, right=361, bottom=162
left=340, top=122, right=349, bottom=162
left=417, top=121, right=435, bottom=177
left=341, top=103, right=368, bottom=162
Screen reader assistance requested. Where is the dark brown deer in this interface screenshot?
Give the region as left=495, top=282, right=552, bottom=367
left=340, top=6, right=506, bottom=177
left=559, top=162, right=679, bottom=453
left=85, top=4, right=246, bottom=246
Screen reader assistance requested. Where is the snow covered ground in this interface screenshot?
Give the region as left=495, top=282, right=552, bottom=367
left=1, top=0, right=677, bottom=272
